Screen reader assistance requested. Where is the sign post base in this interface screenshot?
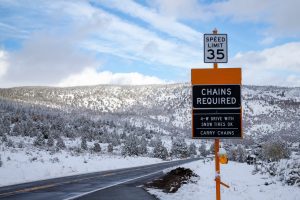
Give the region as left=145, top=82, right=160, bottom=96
left=215, top=139, right=221, bottom=200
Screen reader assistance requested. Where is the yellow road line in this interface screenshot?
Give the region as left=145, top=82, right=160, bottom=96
left=102, top=173, right=115, bottom=177
left=0, top=184, right=57, bottom=197
left=0, top=172, right=116, bottom=197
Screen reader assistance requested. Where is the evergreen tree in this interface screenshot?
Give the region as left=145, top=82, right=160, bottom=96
left=0, top=124, right=4, bottom=137
left=1, top=134, right=8, bottom=143
left=228, top=145, right=247, bottom=163
left=122, top=134, right=139, bottom=156
left=228, top=146, right=238, bottom=161
left=81, top=137, right=88, bottom=150
left=145, top=130, right=152, bottom=139
left=262, top=140, right=291, bottom=161
left=120, top=132, right=127, bottom=140
left=21, top=121, right=30, bottom=136
left=110, top=131, right=121, bottom=146
left=153, top=138, right=168, bottom=160
left=171, top=138, right=189, bottom=158
left=236, top=145, right=247, bottom=163
left=199, top=142, right=209, bottom=157
left=138, top=136, right=148, bottom=155
left=56, top=137, right=66, bottom=149
left=210, top=143, right=215, bottom=154
left=11, top=123, right=22, bottom=136
left=149, top=137, right=162, bottom=147
left=107, top=143, right=113, bottom=153
left=47, top=135, right=54, bottom=147
left=18, top=141, right=25, bottom=148
left=189, top=143, right=197, bottom=156
left=34, top=132, right=45, bottom=147
left=6, top=139, right=14, bottom=147
left=93, top=143, right=101, bottom=153
left=1, top=115, right=10, bottom=134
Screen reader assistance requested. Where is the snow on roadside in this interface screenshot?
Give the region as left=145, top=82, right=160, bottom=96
left=147, top=160, right=299, bottom=200
left=0, top=148, right=164, bottom=187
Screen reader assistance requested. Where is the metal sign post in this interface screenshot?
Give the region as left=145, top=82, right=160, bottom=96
left=213, top=28, right=221, bottom=200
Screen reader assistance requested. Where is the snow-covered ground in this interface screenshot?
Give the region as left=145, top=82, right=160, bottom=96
left=148, top=159, right=299, bottom=200
left=0, top=148, right=164, bottom=187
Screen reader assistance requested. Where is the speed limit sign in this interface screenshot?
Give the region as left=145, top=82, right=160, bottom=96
left=204, top=34, right=227, bottom=63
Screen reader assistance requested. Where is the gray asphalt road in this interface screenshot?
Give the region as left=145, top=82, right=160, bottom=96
left=0, top=158, right=200, bottom=200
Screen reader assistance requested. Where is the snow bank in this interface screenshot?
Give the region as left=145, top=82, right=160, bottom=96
left=0, top=148, right=163, bottom=186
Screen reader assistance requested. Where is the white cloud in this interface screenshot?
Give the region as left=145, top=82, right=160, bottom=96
left=260, top=36, right=275, bottom=46
left=98, top=0, right=202, bottom=43
left=58, top=68, right=166, bottom=86
left=1, top=32, right=100, bottom=87
left=150, top=0, right=212, bottom=21
left=232, top=42, right=300, bottom=71
left=0, top=50, right=9, bottom=77
left=229, top=42, right=300, bottom=86
left=151, top=0, right=300, bottom=39
left=213, top=0, right=270, bottom=22
left=1, top=0, right=184, bottom=87
left=214, top=0, right=300, bottom=39
left=77, top=8, right=202, bottom=68
left=3, top=0, right=203, bottom=69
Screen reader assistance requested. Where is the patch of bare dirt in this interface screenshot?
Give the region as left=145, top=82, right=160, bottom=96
left=145, top=167, right=199, bottom=193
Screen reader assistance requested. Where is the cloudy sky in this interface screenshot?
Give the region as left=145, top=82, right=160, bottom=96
left=0, top=0, right=300, bottom=87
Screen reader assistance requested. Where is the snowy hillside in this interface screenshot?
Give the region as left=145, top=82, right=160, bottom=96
left=0, top=84, right=191, bottom=137
left=0, top=84, right=299, bottom=141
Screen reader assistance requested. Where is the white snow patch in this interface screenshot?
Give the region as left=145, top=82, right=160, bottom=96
left=147, top=160, right=299, bottom=200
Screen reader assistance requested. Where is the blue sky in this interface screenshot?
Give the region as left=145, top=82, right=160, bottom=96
left=0, top=0, right=300, bottom=87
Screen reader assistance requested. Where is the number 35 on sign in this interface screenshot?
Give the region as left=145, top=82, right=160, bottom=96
left=204, top=34, right=228, bottom=63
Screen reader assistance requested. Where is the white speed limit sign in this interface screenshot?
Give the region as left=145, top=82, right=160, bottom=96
left=204, top=34, right=228, bottom=63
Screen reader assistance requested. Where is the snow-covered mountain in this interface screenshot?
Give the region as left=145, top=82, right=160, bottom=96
left=0, top=84, right=299, bottom=141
